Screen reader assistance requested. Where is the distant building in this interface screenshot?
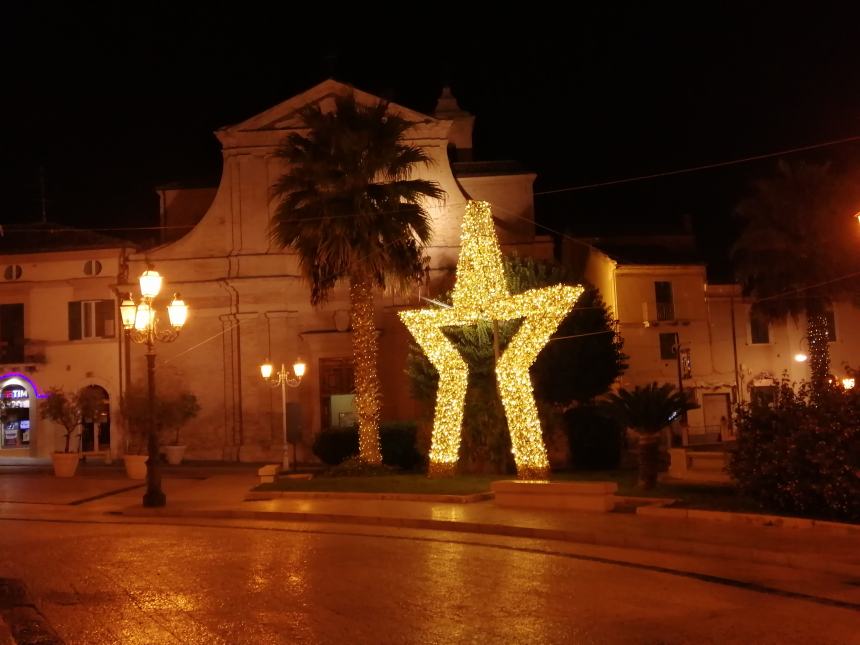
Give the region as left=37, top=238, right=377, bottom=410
left=565, top=233, right=860, bottom=445
left=0, top=223, right=132, bottom=459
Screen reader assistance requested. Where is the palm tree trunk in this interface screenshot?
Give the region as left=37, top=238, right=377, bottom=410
left=637, top=433, right=660, bottom=490
left=806, top=308, right=831, bottom=392
left=350, top=275, right=382, bottom=464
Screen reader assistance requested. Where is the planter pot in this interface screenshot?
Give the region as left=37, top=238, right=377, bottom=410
left=164, top=445, right=187, bottom=466
left=51, top=452, right=79, bottom=478
left=124, top=454, right=149, bottom=480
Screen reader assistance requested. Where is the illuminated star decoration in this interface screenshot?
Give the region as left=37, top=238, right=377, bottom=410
left=399, top=201, right=583, bottom=479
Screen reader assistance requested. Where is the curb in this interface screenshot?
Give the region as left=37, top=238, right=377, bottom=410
left=118, top=507, right=860, bottom=578
left=244, top=491, right=495, bottom=504
left=636, top=505, right=860, bottom=535
left=0, top=579, right=62, bottom=645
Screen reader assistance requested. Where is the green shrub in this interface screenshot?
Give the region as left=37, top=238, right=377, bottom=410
left=729, top=380, right=860, bottom=522
left=312, top=422, right=423, bottom=470
left=312, top=427, right=359, bottom=465
left=563, top=405, right=623, bottom=470
left=380, top=422, right=424, bottom=471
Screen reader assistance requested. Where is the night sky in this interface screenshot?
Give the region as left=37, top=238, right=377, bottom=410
left=3, top=4, right=859, bottom=280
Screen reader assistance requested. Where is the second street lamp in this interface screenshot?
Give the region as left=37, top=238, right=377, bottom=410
left=120, top=269, right=188, bottom=508
left=260, top=358, right=306, bottom=470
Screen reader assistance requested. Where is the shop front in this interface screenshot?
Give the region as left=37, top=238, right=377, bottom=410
left=0, top=374, right=42, bottom=457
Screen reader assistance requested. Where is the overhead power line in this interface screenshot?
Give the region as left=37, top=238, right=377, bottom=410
left=535, top=134, right=860, bottom=196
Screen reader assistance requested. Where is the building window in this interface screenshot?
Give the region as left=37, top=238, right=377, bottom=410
left=83, top=260, right=103, bottom=276
left=659, top=332, right=677, bottom=360
left=749, top=311, right=770, bottom=344
left=68, top=300, right=115, bottom=340
left=0, top=304, right=25, bottom=363
left=824, top=310, right=837, bottom=342
left=654, top=281, right=674, bottom=320
left=3, top=265, right=22, bottom=281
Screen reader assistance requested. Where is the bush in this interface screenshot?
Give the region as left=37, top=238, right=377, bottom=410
left=312, top=427, right=359, bottom=465
left=563, top=405, right=623, bottom=470
left=380, top=422, right=424, bottom=471
left=312, top=422, right=423, bottom=470
left=729, top=380, right=860, bottom=522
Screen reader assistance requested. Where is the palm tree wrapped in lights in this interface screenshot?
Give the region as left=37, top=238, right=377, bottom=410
left=120, top=269, right=189, bottom=507
left=269, top=91, right=445, bottom=464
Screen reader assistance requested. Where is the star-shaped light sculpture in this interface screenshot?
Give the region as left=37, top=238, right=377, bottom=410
left=400, top=201, right=583, bottom=478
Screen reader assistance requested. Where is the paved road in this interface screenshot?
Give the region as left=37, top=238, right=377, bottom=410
left=0, top=517, right=857, bottom=644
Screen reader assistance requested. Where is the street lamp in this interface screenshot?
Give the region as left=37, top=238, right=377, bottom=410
left=120, top=269, right=188, bottom=508
left=260, top=358, right=306, bottom=470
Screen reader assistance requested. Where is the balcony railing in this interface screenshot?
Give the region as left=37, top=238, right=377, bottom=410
left=656, top=302, right=675, bottom=321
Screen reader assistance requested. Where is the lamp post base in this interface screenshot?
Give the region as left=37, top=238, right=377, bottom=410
left=142, top=489, right=166, bottom=508
left=282, top=448, right=291, bottom=472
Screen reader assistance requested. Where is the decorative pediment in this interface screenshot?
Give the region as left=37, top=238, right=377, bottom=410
left=216, top=79, right=449, bottom=149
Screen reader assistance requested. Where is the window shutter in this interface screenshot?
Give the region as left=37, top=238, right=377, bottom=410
left=68, top=302, right=82, bottom=340
left=95, top=300, right=115, bottom=338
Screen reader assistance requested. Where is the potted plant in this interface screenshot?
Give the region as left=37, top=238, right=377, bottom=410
left=160, top=392, right=200, bottom=465
left=120, top=386, right=199, bottom=476
left=119, top=386, right=152, bottom=479
left=39, top=386, right=102, bottom=477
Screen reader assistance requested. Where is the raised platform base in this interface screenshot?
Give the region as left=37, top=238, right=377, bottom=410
left=491, top=480, right=619, bottom=512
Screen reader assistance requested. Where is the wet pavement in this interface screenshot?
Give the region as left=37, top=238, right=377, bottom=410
left=0, top=517, right=859, bottom=644
left=0, top=468, right=859, bottom=643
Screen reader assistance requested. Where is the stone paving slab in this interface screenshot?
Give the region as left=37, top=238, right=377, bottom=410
left=107, top=474, right=860, bottom=578
left=0, top=475, right=143, bottom=505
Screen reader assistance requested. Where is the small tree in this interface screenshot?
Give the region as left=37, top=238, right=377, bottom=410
left=39, top=387, right=103, bottom=453
left=600, top=383, right=694, bottom=489
left=120, top=386, right=199, bottom=453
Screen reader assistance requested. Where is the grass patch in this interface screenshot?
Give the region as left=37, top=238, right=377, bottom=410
left=254, top=469, right=748, bottom=510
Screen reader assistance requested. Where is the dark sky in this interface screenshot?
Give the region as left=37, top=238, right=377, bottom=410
left=3, top=4, right=859, bottom=279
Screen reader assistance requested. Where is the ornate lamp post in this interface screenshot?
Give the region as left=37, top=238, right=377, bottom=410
left=120, top=269, right=188, bottom=507
left=260, top=358, right=306, bottom=470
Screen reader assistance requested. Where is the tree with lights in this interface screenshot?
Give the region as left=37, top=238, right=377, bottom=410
left=733, top=160, right=860, bottom=392
left=406, top=255, right=626, bottom=474
left=269, top=92, right=445, bottom=464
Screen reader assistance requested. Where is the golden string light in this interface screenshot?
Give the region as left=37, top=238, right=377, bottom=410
left=351, top=278, right=382, bottom=464
left=400, top=201, right=583, bottom=478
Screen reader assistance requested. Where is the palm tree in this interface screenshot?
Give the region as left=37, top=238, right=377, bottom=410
left=601, top=383, right=692, bottom=489
left=269, top=91, right=445, bottom=464
left=732, top=160, right=860, bottom=391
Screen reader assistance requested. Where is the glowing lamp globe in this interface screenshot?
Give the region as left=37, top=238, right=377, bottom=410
left=139, top=270, right=163, bottom=299
left=167, top=294, right=188, bottom=329
left=292, top=359, right=307, bottom=378
left=134, top=302, right=154, bottom=331
left=120, top=296, right=137, bottom=330
left=793, top=352, right=808, bottom=363
left=260, top=362, right=274, bottom=379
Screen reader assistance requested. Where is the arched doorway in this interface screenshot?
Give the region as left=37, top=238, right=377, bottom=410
left=80, top=385, right=110, bottom=454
